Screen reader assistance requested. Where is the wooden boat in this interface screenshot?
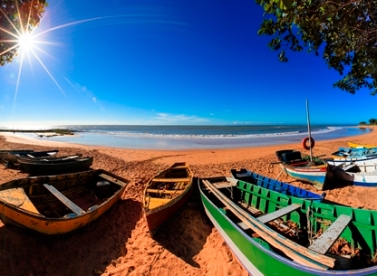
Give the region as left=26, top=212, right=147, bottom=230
left=325, top=148, right=377, bottom=166
left=18, top=155, right=93, bottom=175
left=0, top=169, right=129, bottom=235
left=25, top=149, right=59, bottom=158
left=0, top=149, right=34, bottom=163
left=198, top=176, right=377, bottom=275
left=348, top=141, right=377, bottom=149
left=0, top=149, right=58, bottom=163
left=143, top=162, right=194, bottom=237
left=275, top=149, right=330, bottom=190
left=330, top=162, right=377, bottom=187
left=230, top=168, right=325, bottom=200
left=332, top=147, right=377, bottom=158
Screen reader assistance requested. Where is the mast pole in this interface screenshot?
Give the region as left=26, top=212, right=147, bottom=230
left=306, top=99, right=313, bottom=162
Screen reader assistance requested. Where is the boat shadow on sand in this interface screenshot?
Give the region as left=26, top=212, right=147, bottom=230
left=153, top=182, right=213, bottom=268
left=0, top=199, right=142, bottom=276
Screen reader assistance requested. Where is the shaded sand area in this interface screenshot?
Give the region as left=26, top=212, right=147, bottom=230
left=0, top=127, right=376, bottom=276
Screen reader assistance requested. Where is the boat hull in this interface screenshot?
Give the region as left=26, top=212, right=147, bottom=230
left=143, top=162, right=194, bottom=237
left=144, top=184, right=194, bottom=236
left=281, top=164, right=328, bottom=190
left=230, top=169, right=324, bottom=200
left=18, top=156, right=93, bottom=175
left=0, top=169, right=129, bottom=235
left=331, top=163, right=377, bottom=187
left=348, top=142, right=377, bottom=149
left=326, top=156, right=377, bottom=166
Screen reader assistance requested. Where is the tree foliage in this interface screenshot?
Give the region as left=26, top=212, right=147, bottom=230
left=0, top=0, right=47, bottom=66
left=256, top=0, right=377, bottom=95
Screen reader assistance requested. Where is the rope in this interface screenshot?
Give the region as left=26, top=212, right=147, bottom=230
left=225, top=184, right=234, bottom=200
left=306, top=206, right=314, bottom=245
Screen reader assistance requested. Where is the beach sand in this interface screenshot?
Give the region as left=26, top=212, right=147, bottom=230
left=0, top=127, right=376, bottom=276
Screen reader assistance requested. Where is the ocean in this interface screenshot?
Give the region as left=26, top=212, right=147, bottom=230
left=14, top=124, right=370, bottom=150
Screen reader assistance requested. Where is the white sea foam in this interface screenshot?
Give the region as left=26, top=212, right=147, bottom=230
left=84, top=126, right=338, bottom=139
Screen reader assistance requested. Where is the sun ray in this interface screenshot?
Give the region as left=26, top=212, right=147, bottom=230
left=34, top=17, right=105, bottom=38
left=29, top=47, right=67, bottom=97
left=13, top=49, right=26, bottom=116
left=0, top=44, right=19, bottom=56
left=0, top=8, right=23, bottom=38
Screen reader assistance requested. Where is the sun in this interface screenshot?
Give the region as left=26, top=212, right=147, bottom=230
left=17, top=31, right=36, bottom=53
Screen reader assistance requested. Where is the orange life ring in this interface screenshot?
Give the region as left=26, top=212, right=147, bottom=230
left=302, top=137, right=315, bottom=150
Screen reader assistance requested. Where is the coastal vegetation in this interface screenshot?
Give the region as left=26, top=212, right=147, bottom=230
left=360, top=119, right=377, bottom=125
left=0, top=129, right=75, bottom=135
left=256, top=0, right=377, bottom=95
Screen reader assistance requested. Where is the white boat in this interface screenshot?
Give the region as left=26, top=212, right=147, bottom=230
left=330, top=162, right=377, bottom=187
left=325, top=152, right=377, bottom=166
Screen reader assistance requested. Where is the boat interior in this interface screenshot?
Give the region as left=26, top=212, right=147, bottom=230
left=0, top=171, right=125, bottom=218
left=144, top=165, right=192, bottom=209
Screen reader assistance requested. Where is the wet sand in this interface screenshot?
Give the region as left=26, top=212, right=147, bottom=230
left=0, top=127, right=376, bottom=276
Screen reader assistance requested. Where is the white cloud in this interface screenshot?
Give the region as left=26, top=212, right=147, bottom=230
left=153, top=112, right=209, bottom=124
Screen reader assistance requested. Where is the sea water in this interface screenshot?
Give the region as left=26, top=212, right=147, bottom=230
left=11, top=125, right=370, bottom=150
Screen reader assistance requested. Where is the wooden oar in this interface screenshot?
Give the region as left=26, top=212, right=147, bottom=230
left=202, top=180, right=336, bottom=270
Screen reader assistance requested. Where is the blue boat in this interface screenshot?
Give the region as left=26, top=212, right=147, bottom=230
left=230, top=168, right=325, bottom=201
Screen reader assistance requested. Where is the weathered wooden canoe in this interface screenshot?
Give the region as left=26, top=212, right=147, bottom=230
left=18, top=155, right=93, bottom=175
left=275, top=150, right=330, bottom=190
left=143, top=162, right=194, bottom=237
left=330, top=162, right=377, bottom=187
left=0, top=169, right=129, bottom=235
left=230, top=168, right=325, bottom=200
left=198, top=176, right=377, bottom=275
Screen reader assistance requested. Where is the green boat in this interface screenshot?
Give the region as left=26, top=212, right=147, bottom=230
left=198, top=176, right=377, bottom=275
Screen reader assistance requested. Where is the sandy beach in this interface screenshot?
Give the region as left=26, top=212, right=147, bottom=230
left=0, top=127, right=376, bottom=276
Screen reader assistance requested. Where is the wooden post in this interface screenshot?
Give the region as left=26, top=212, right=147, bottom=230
left=306, top=99, right=313, bottom=162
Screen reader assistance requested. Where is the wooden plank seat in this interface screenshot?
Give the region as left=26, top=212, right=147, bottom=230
left=257, top=204, right=301, bottom=224
left=342, top=164, right=357, bottom=171
left=146, top=189, right=181, bottom=195
left=0, top=188, right=40, bottom=214
left=238, top=221, right=250, bottom=231
left=152, top=178, right=191, bottom=182
left=43, top=184, right=85, bottom=216
left=147, top=197, right=171, bottom=205
left=308, top=214, right=352, bottom=254
left=213, top=181, right=237, bottom=189
left=98, top=173, right=127, bottom=185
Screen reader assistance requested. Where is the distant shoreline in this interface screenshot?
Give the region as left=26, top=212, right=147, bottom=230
left=0, top=129, right=75, bottom=136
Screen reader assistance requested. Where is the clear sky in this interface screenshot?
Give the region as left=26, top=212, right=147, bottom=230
left=1, top=0, right=376, bottom=128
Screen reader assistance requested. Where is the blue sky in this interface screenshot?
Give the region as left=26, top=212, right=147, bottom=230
left=1, top=0, right=376, bottom=128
